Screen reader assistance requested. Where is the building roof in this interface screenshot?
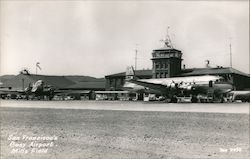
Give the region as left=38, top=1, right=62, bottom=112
left=29, top=74, right=75, bottom=88
left=181, top=67, right=250, bottom=77
left=64, top=75, right=104, bottom=83
left=1, top=73, right=108, bottom=91
left=1, top=73, right=75, bottom=90
left=106, top=67, right=249, bottom=78
left=153, top=46, right=181, bottom=52
left=66, top=81, right=105, bottom=90
left=105, top=69, right=153, bottom=78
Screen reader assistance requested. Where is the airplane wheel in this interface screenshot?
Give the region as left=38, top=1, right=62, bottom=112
left=191, top=96, right=198, bottom=103
left=170, top=96, right=178, bottom=103
left=220, top=98, right=224, bottom=103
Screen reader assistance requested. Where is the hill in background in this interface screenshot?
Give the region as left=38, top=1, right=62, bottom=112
left=0, top=75, right=16, bottom=83
left=0, top=74, right=105, bottom=90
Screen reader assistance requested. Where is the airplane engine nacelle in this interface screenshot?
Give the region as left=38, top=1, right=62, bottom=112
left=186, top=85, right=193, bottom=90
left=170, top=83, right=176, bottom=88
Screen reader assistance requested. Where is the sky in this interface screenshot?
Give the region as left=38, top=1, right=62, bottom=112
left=0, top=0, right=249, bottom=78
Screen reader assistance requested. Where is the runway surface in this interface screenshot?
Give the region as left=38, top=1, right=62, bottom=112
left=1, top=100, right=249, bottom=114
left=0, top=101, right=249, bottom=159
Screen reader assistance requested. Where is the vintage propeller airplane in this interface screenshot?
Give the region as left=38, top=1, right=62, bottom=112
left=0, top=80, right=56, bottom=100
left=123, top=66, right=233, bottom=102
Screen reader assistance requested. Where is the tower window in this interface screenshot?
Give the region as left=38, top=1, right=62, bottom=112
left=165, top=63, right=168, bottom=68
left=160, top=63, right=164, bottom=69
left=161, top=73, right=164, bottom=78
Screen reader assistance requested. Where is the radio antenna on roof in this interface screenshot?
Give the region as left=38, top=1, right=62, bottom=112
left=161, top=26, right=174, bottom=49
left=229, top=37, right=233, bottom=68
left=134, top=44, right=138, bottom=70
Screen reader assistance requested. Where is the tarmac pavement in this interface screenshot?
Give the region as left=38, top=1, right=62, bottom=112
left=0, top=101, right=249, bottom=159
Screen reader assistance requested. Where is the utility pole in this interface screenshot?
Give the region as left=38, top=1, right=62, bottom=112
left=167, top=26, right=171, bottom=47
left=135, top=44, right=138, bottom=70
left=229, top=38, right=232, bottom=68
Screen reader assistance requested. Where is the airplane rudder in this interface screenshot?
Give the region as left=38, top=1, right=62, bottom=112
left=125, top=66, right=135, bottom=81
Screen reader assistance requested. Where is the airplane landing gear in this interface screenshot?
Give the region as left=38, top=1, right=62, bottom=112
left=191, top=95, right=198, bottom=103
left=170, top=96, right=178, bottom=103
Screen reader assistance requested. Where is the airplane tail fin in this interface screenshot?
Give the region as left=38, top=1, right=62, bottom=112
left=31, top=80, right=44, bottom=92
left=125, top=66, right=136, bottom=81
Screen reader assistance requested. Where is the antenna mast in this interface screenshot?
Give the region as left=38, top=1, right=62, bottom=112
left=135, top=44, right=138, bottom=70
left=161, top=26, right=173, bottom=48
left=167, top=26, right=173, bottom=48
left=229, top=38, right=232, bottom=68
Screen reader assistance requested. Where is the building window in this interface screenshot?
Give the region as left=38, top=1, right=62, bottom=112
left=155, top=62, right=161, bottom=69
left=161, top=73, right=164, bottom=78
left=160, top=62, right=163, bottom=69
left=121, top=78, right=124, bottom=85
left=165, top=63, right=168, bottom=68
left=165, top=72, right=168, bottom=77
left=162, top=63, right=165, bottom=69
left=156, top=73, right=160, bottom=78
left=109, top=79, right=113, bottom=86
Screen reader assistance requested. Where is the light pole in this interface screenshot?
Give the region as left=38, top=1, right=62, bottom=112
left=134, top=44, right=139, bottom=70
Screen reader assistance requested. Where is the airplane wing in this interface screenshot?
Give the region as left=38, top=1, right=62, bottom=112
left=125, top=66, right=194, bottom=94
left=0, top=89, right=25, bottom=95
left=128, top=79, right=168, bottom=92
left=53, top=90, right=91, bottom=96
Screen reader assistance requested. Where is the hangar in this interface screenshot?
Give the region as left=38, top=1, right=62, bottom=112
left=0, top=72, right=105, bottom=100
left=0, top=71, right=105, bottom=91
left=0, top=72, right=74, bottom=90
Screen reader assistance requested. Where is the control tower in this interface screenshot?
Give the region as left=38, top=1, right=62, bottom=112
left=151, top=31, right=182, bottom=78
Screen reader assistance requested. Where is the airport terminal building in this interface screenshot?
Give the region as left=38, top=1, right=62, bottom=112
left=1, top=39, right=249, bottom=101
left=105, top=44, right=250, bottom=91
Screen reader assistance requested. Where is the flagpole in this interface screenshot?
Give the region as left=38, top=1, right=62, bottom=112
left=36, top=62, right=41, bottom=75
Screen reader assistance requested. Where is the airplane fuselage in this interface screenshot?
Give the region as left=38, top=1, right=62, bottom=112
left=124, top=74, right=233, bottom=101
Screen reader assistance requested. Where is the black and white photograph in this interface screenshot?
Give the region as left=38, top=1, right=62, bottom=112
left=0, top=0, right=249, bottom=158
